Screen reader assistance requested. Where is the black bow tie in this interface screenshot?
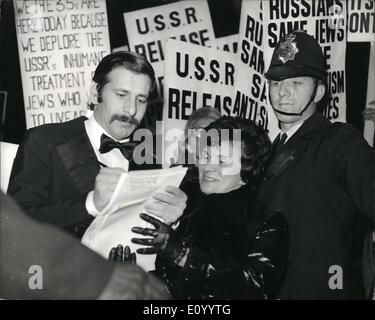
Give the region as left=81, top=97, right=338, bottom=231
left=99, top=134, right=137, bottom=161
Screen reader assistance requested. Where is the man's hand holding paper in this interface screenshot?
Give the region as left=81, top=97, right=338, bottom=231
left=81, top=166, right=188, bottom=271
left=144, top=186, right=187, bottom=225
left=93, top=168, right=125, bottom=211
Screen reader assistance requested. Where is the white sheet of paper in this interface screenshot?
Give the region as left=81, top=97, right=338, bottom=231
left=81, top=166, right=187, bottom=271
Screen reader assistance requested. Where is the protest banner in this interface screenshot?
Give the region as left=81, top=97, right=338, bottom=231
left=13, top=0, right=111, bottom=129
left=163, top=39, right=237, bottom=166
left=124, top=0, right=215, bottom=97
left=233, top=1, right=275, bottom=137
left=347, top=0, right=375, bottom=42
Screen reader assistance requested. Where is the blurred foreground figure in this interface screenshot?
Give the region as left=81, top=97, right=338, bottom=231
left=0, top=192, right=168, bottom=300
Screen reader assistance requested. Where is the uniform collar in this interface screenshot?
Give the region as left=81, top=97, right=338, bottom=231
left=276, top=121, right=304, bottom=143
left=265, top=112, right=331, bottom=179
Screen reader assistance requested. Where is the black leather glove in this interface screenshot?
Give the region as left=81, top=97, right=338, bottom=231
left=108, top=245, right=137, bottom=264
left=131, top=213, right=187, bottom=266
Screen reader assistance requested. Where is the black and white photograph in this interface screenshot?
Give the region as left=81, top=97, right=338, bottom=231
left=0, top=0, right=374, bottom=306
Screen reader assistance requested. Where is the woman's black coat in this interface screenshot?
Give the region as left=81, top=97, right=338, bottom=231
left=155, top=176, right=289, bottom=299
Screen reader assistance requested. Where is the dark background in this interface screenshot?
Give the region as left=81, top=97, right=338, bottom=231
left=0, top=0, right=370, bottom=143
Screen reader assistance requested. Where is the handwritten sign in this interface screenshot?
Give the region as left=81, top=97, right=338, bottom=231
left=14, top=0, right=111, bottom=128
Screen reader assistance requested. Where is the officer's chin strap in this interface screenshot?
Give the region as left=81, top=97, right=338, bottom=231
left=270, top=80, right=318, bottom=116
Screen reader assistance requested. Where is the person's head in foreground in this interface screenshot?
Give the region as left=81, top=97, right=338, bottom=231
left=88, top=51, right=156, bottom=140
left=265, top=31, right=327, bottom=131
left=197, top=116, right=271, bottom=194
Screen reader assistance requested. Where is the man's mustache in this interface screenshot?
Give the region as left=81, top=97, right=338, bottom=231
left=110, top=114, right=139, bottom=126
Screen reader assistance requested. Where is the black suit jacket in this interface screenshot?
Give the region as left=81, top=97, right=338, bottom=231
left=8, top=116, right=161, bottom=238
left=258, top=112, right=375, bottom=299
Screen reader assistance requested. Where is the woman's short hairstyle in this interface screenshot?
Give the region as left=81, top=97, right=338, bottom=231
left=203, top=116, right=271, bottom=186
left=184, top=107, right=222, bottom=137
left=87, top=51, right=156, bottom=110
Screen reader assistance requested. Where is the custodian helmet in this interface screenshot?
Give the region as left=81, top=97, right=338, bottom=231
left=265, top=31, right=327, bottom=82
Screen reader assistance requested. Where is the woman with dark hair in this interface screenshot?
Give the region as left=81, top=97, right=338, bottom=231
left=111, top=117, right=288, bottom=299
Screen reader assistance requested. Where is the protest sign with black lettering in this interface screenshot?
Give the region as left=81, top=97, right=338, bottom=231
left=213, top=34, right=239, bottom=54
left=123, top=0, right=215, bottom=97
left=348, top=0, right=375, bottom=42
left=13, top=0, right=110, bottom=129
left=263, top=0, right=347, bottom=134
left=162, top=39, right=236, bottom=166
left=234, top=1, right=274, bottom=137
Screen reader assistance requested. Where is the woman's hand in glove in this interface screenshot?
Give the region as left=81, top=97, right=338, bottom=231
left=131, top=213, right=187, bottom=266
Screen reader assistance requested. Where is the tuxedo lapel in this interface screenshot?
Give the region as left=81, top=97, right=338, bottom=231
left=56, top=124, right=100, bottom=194
left=265, top=112, right=331, bottom=180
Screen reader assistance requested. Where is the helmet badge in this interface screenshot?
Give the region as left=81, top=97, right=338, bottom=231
left=277, top=34, right=299, bottom=64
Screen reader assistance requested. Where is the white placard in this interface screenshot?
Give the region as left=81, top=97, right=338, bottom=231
left=213, top=34, right=239, bottom=54
left=234, top=1, right=273, bottom=136
left=124, top=0, right=215, bottom=97
left=14, top=0, right=111, bottom=129
left=347, top=0, right=375, bottom=42
left=162, top=39, right=237, bottom=166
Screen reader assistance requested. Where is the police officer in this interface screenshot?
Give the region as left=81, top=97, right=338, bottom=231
left=258, top=31, right=375, bottom=299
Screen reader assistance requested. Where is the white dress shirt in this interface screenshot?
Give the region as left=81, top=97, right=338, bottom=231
left=275, top=121, right=304, bottom=143
left=84, top=115, right=130, bottom=216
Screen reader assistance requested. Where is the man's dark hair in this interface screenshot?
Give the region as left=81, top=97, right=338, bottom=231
left=204, top=116, right=271, bottom=187
left=87, top=51, right=156, bottom=110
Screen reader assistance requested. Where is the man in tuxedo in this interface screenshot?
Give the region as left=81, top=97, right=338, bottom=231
left=258, top=31, right=375, bottom=299
left=0, top=192, right=168, bottom=299
left=8, top=51, right=187, bottom=238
